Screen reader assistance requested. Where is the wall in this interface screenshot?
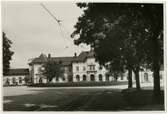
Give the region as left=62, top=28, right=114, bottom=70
left=3, top=75, right=26, bottom=86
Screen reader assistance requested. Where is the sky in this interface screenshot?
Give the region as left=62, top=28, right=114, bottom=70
left=2, top=1, right=90, bottom=68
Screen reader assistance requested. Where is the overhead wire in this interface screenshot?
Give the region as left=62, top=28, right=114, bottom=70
left=41, top=3, right=66, bottom=40
left=40, top=3, right=85, bottom=50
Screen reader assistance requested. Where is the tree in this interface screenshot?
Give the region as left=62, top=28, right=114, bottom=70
left=140, top=4, right=163, bottom=97
left=72, top=3, right=144, bottom=90
left=72, top=3, right=163, bottom=92
left=3, top=32, right=14, bottom=75
left=40, top=60, right=64, bottom=82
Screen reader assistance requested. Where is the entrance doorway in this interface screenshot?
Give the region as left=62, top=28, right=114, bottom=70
left=90, top=74, right=95, bottom=81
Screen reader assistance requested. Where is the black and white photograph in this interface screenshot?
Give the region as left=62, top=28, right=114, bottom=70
left=2, top=1, right=166, bottom=111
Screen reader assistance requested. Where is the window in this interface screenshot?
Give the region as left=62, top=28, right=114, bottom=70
left=39, top=78, right=43, bottom=83
left=83, top=66, right=86, bottom=71
left=6, top=78, right=10, bottom=85
left=76, top=66, right=79, bottom=71
left=83, top=75, right=87, bottom=81
left=99, top=74, right=103, bottom=81
left=19, top=77, right=22, bottom=83
left=90, top=74, right=95, bottom=81
left=106, top=74, right=110, bottom=81
left=76, top=75, right=80, bottom=81
left=12, top=77, right=16, bottom=84
left=89, top=65, right=95, bottom=71
left=62, top=77, right=66, bottom=81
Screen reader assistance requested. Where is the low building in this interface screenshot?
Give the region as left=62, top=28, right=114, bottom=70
left=3, top=68, right=29, bottom=86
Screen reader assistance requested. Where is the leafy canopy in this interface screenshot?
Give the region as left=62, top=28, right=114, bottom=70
left=40, top=60, right=64, bottom=82
left=3, top=32, right=14, bottom=75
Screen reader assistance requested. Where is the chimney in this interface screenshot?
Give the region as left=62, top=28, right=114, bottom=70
left=74, top=52, right=77, bottom=57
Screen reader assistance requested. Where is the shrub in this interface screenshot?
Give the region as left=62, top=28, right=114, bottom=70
left=28, top=81, right=128, bottom=87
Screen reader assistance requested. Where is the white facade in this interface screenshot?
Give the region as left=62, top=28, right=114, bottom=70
left=72, top=57, right=110, bottom=82
left=29, top=52, right=164, bottom=85
left=29, top=63, right=70, bottom=84
left=3, top=75, right=26, bottom=86
left=3, top=68, right=29, bottom=86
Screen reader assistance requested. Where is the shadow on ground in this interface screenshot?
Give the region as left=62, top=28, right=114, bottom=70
left=3, top=87, right=164, bottom=111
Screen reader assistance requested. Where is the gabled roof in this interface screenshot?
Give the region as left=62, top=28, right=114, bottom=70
left=29, top=51, right=95, bottom=65
left=29, top=53, right=76, bottom=66
left=29, top=53, right=48, bottom=64
left=51, top=57, right=76, bottom=66
left=4, top=68, right=29, bottom=76
left=73, top=51, right=95, bottom=62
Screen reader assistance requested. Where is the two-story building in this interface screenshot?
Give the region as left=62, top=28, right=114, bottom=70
left=29, top=53, right=75, bottom=83
left=72, top=51, right=112, bottom=82
left=28, top=50, right=164, bottom=85
left=28, top=51, right=115, bottom=83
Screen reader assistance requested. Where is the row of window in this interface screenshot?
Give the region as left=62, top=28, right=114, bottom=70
left=75, top=74, right=110, bottom=81
left=5, top=77, right=24, bottom=85
left=76, top=65, right=97, bottom=72
left=38, top=77, right=66, bottom=83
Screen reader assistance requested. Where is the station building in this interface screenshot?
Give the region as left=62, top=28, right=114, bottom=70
left=28, top=50, right=164, bottom=84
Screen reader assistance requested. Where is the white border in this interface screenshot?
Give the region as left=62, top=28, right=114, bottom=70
left=1, top=0, right=167, bottom=114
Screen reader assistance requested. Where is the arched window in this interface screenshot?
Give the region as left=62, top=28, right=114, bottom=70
left=19, top=77, right=22, bottom=84
left=12, top=77, right=16, bottom=84
left=99, top=74, right=103, bottom=81
left=62, top=77, right=66, bottom=81
left=6, top=78, right=10, bottom=85
left=106, top=74, right=110, bottom=81
left=76, top=75, right=80, bottom=81
left=90, top=74, right=95, bottom=81
left=83, top=75, right=87, bottom=81
left=39, top=78, right=43, bottom=83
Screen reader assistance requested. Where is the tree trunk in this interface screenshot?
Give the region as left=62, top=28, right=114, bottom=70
left=134, top=69, right=140, bottom=90
left=151, top=32, right=161, bottom=98
left=128, top=68, right=133, bottom=88
left=153, top=60, right=161, bottom=97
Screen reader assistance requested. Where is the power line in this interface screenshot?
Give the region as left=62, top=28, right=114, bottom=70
left=40, top=3, right=62, bottom=25
left=40, top=3, right=69, bottom=40
left=40, top=3, right=84, bottom=50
